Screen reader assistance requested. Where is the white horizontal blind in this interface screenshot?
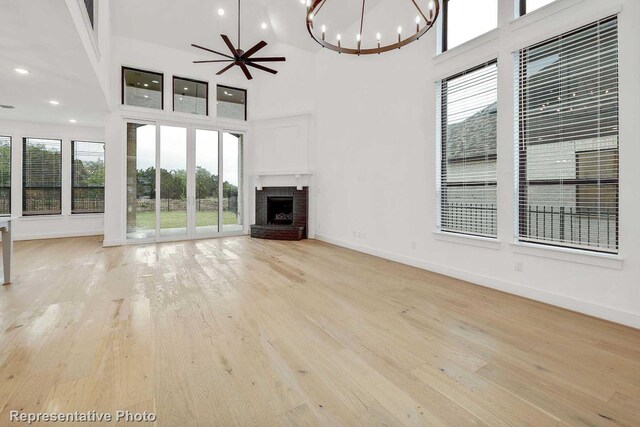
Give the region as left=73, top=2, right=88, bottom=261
left=439, top=61, right=498, bottom=237
left=0, top=136, right=10, bottom=216
left=23, top=138, right=62, bottom=216
left=72, top=141, right=105, bottom=214
left=516, top=17, right=619, bottom=253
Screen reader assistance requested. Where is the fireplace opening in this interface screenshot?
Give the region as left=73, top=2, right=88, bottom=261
left=267, top=197, right=294, bottom=225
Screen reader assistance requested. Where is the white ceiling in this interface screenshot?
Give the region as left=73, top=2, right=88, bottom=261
left=113, top=0, right=320, bottom=54
left=112, top=0, right=391, bottom=55
left=0, top=0, right=108, bottom=127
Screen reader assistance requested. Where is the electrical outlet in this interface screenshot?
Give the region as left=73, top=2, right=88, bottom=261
left=515, top=261, right=523, bottom=272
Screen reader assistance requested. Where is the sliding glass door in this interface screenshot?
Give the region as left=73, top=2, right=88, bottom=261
left=223, top=132, right=243, bottom=232
left=159, top=125, right=188, bottom=237
left=126, top=123, right=156, bottom=241
left=195, top=129, right=219, bottom=235
left=125, top=121, right=244, bottom=243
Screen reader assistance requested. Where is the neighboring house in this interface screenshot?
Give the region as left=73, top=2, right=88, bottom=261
left=442, top=52, right=618, bottom=249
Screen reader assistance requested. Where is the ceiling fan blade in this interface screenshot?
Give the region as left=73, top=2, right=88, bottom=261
left=239, top=63, right=253, bottom=80
left=191, top=44, right=234, bottom=60
left=248, top=57, right=287, bottom=62
left=221, top=34, right=240, bottom=57
left=216, top=63, right=236, bottom=75
left=241, top=41, right=267, bottom=59
left=193, top=60, right=234, bottom=63
left=245, top=61, right=278, bottom=75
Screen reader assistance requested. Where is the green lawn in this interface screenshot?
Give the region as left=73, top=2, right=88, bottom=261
left=134, top=210, right=240, bottom=229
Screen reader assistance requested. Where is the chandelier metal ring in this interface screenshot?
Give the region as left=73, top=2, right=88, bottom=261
left=305, top=0, right=440, bottom=55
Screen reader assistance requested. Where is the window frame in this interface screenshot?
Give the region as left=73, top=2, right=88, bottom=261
left=216, top=84, right=248, bottom=121
left=516, top=16, right=620, bottom=254
left=438, top=59, right=499, bottom=239
left=441, top=0, right=498, bottom=53
left=173, top=76, right=209, bottom=116
left=121, top=66, right=165, bottom=110
left=71, top=140, right=106, bottom=215
left=83, top=0, right=95, bottom=28
left=0, top=136, right=11, bottom=217
left=518, top=0, right=527, bottom=16
left=22, top=137, right=63, bottom=217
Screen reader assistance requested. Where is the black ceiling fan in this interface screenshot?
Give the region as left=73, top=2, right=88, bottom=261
left=191, top=0, right=285, bottom=80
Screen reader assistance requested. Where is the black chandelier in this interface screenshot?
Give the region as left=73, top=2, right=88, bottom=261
left=306, top=0, right=440, bottom=55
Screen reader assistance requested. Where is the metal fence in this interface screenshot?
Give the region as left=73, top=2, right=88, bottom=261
left=441, top=203, right=498, bottom=237
left=442, top=203, right=617, bottom=250
left=524, top=206, right=617, bottom=251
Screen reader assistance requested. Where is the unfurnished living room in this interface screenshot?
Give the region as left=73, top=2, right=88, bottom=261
left=0, top=0, right=639, bottom=425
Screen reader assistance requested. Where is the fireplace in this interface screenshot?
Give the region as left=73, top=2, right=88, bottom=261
left=267, top=197, right=294, bottom=225
left=251, top=187, right=308, bottom=241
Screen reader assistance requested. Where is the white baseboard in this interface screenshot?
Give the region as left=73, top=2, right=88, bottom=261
left=314, top=234, right=640, bottom=330
left=13, top=230, right=104, bottom=242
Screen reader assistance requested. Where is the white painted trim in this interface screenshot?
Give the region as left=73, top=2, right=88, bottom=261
left=314, top=234, right=640, bottom=329
left=506, top=5, right=623, bottom=53
left=433, top=231, right=503, bottom=250
left=250, top=111, right=313, bottom=123
left=433, top=28, right=501, bottom=64
left=15, top=230, right=103, bottom=242
left=510, top=242, right=624, bottom=270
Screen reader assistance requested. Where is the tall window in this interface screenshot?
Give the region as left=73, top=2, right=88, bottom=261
left=0, top=136, right=10, bottom=216
left=438, top=61, right=498, bottom=237
left=72, top=141, right=105, bottom=214
left=122, top=67, right=164, bottom=110
left=174, top=77, right=208, bottom=115
left=442, top=0, right=497, bottom=51
left=83, top=0, right=95, bottom=28
left=517, top=17, right=619, bottom=253
left=519, top=0, right=557, bottom=16
left=23, top=138, right=62, bottom=216
left=217, top=85, right=247, bottom=121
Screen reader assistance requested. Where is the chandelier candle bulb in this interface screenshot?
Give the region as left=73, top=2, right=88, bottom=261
left=416, top=16, right=420, bottom=33
left=321, top=25, right=326, bottom=40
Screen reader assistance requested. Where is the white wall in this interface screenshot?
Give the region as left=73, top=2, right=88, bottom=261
left=312, top=0, right=640, bottom=328
left=0, top=119, right=105, bottom=240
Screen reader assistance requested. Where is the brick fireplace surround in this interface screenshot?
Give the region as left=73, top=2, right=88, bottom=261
left=251, top=187, right=308, bottom=241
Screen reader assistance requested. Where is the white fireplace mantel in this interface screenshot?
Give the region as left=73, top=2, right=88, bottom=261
left=251, top=171, right=314, bottom=191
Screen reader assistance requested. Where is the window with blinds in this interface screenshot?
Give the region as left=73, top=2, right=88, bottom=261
left=23, top=138, right=62, bottom=216
left=516, top=16, right=619, bottom=253
left=438, top=61, right=498, bottom=238
left=72, top=141, right=105, bottom=214
left=0, top=136, right=10, bottom=216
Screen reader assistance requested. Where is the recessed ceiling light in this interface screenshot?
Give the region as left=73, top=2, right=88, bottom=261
left=144, top=95, right=149, bottom=98
left=49, top=100, right=60, bottom=105
left=184, top=87, right=188, bottom=90
left=152, top=80, right=159, bottom=84
left=144, top=83, right=149, bottom=87
left=69, top=119, right=77, bottom=123
left=261, top=22, right=268, bottom=30
left=217, top=8, right=225, bottom=16
left=14, top=68, right=29, bottom=75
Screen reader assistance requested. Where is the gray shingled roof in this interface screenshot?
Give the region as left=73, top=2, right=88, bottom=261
left=446, top=102, right=497, bottom=161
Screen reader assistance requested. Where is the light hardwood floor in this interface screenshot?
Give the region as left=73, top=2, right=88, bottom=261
left=1, top=236, right=639, bottom=426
